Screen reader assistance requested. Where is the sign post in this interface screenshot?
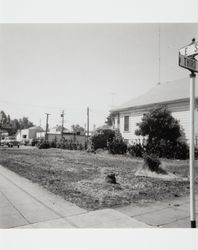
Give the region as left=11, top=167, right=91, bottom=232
left=190, top=72, right=196, bottom=228
left=179, top=38, right=197, bottom=228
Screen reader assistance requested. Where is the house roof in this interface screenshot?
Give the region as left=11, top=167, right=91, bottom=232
left=28, top=126, right=44, bottom=131
left=51, top=125, right=70, bottom=133
left=96, top=125, right=112, bottom=130
left=111, top=78, right=198, bottom=112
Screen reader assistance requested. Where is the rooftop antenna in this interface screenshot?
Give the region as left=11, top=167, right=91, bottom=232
left=109, top=92, right=117, bottom=107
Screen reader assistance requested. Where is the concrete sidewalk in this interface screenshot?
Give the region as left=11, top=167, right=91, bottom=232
left=115, top=194, right=198, bottom=228
left=0, top=165, right=149, bottom=228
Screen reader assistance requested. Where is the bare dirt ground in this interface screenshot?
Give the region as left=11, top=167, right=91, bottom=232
left=0, top=147, right=197, bottom=210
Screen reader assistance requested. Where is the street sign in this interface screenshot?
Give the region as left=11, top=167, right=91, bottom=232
left=179, top=41, right=198, bottom=57
left=178, top=39, right=197, bottom=228
left=179, top=54, right=198, bottom=73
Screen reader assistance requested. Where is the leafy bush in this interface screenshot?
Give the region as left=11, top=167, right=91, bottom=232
left=108, top=138, right=127, bottom=155
left=195, top=147, right=198, bottom=159
left=145, top=140, right=189, bottom=159
left=56, top=140, right=85, bottom=150
left=30, top=138, right=39, bottom=146
left=135, top=106, right=181, bottom=144
left=91, top=129, right=115, bottom=150
left=143, top=153, right=161, bottom=172
left=171, top=141, right=189, bottom=160
left=128, top=140, right=189, bottom=160
left=128, top=143, right=145, bottom=157
left=37, top=140, right=50, bottom=149
left=49, top=140, right=57, bottom=148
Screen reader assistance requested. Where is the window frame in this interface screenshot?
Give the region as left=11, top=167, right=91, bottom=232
left=124, top=115, right=130, bottom=132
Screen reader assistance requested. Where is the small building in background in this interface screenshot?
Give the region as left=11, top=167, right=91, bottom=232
left=0, top=130, right=9, bottom=143
left=36, top=130, right=86, bottom=145
left=16, top=126, right=44, bottom=144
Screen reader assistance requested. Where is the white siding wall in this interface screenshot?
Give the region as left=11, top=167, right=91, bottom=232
left=172, top=109, right=198, bottom=142
left=120, top=113, right=144, bottom=143
left=118, top=108, right=198, bottom=144
left=114, top=117, right=118, bottom=129
left=172, top=110, right=189, bottom=141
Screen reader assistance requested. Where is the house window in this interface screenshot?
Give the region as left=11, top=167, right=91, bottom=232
left=22, top=135, right=27, bottom=139
left=117, top=113, right=120, bottom=126
left=124, top=116, right=129, bottom=131
left=196, top=136, right=198, bottom=146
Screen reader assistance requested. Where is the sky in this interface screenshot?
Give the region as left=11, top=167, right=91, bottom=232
left=1, top=23, right=198, bottom=130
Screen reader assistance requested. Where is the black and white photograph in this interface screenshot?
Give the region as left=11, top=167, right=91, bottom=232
left=0, top=22, right=198, bottom=229
left=0, top=1, right=198, bottom=250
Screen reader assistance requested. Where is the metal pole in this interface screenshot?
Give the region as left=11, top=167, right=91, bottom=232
left=190, top=72, right=196, bottom=228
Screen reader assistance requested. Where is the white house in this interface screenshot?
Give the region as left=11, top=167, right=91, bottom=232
left=16, top=126, right=44, bottom=143
left=110, top=78, right=198, bottom=145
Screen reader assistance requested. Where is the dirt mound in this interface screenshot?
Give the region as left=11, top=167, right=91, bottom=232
left=135, top=164, right=187, bottom=181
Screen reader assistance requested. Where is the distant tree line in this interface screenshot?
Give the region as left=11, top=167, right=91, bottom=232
left=0, top=110, right=34, bottom=135
left=71, top=124, right=85, bottom=134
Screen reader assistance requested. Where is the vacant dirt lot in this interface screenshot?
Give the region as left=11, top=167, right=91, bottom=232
left=0, top=147, right=197, bottom=210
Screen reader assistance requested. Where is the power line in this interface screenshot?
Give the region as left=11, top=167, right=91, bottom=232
left=0, top=99, right=64, bottom=110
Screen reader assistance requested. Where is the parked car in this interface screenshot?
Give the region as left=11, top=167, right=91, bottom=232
left=2, top=136, right=20, bottom=148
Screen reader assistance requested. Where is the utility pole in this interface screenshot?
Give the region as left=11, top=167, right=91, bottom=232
left=87, top=107, right=89, bottom=143
left=45, top=113, right=51, bottom=141
left=61, top=110, right=64, bottom=140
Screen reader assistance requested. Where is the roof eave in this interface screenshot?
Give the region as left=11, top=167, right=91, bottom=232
left=110, top=97, right=197, bottom=113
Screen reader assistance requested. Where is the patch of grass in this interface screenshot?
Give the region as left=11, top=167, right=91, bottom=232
left=0, top=147, right=196, bottom=210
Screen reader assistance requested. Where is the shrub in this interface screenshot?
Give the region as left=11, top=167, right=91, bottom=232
left=195, top=147, right=198, bottom=159
left=37, top=140, right=50, bottom=149
left=135, top=106, right=181, bottom=144
left=30, top=138, right=39, bottom=146
left=145, top=140, right=189, bottom=159
left=128, top=143, right=145, bottom=157
left=143, top=153, right=161, bottom=172
left=108, top=138, right=127, bottom=155
left=91, top=129, right=115, bottom=150
left=172, top=141, right=189, bottom=160
left=56, top=140, right=84, bottom=151
left=49, top=140, right=57, bottom=148
left=77, top=143, right=83, bottom=150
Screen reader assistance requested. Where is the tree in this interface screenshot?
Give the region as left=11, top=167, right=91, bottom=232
left=0, top=111, right=11, bottom=131
left=10, top=119, right=20, bottom=135
left=0, top=110, right=34, bottom=135
left=105, top=112, right=116, bottom=126
left=135, top=105, right=181, bottom=144
left=0, top=111, right=8, bottom=127
left=18, top=117, right=34, bottom=130
left=71, top=124, right=85, bottom=134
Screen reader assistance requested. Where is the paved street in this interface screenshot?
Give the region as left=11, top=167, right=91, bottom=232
left=0, top=164, right=197, bottom=228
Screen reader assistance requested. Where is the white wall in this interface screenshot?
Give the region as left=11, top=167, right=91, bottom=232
left=173, top=109, right=198, bottom=143
left=36, top=132, right=86, bottom=144
left=118, top=108, right=198, bottom=144
left=119, top=113, right=144, bottom=143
